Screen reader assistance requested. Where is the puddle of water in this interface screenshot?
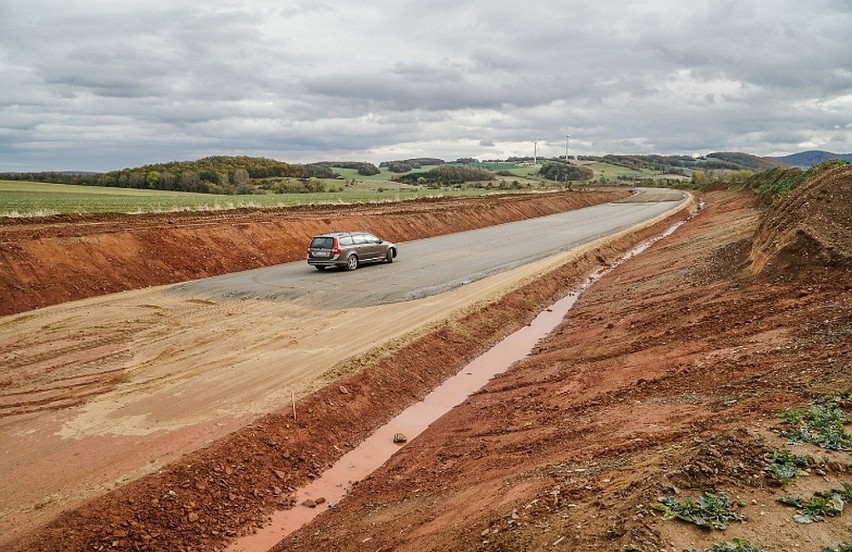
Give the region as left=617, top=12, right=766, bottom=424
left=226, top=221, right=685, bottom=552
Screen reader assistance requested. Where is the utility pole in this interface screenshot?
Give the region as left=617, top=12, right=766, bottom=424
left=534, top=139, right=538, bottom=164
left=564, top=133, right=572, bottom=186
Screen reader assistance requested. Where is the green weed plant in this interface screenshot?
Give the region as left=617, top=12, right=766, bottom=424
left=651, top=492, right=746, bottom=530
left=778, top=393, right=852, bottom=451
left=821, top=543, right=852, bottom=552
left=683, top=539, right=765, bottom=552
left=764, top=449, right=811, bottom=484
left=778, top=482, right=852, bottom=523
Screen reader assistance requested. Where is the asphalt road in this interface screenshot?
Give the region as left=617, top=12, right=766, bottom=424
left=169, top=189, right=688, bottom=309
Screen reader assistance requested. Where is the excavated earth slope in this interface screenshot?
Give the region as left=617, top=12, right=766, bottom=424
left=751, top=163, right=852, bottom=278
left=274, top=177, right=852, bottom=551
left=5, top=174, right=852, bottom=551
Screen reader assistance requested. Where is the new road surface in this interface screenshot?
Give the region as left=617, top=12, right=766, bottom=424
left=168, top=188, right=687, bottom=309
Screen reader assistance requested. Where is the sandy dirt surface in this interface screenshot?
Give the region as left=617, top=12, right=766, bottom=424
left=3, top=167, right=851, bottom=552
left=1, top=189, right=645, bottom=546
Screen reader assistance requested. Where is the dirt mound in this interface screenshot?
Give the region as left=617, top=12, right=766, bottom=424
left=0, top=191, right=626, bottom=316
left=6, top=190, right=850, bottom=552
left=750, top=164, right=852, bottom=278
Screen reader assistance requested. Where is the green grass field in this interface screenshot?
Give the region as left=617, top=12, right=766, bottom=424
left=0, top=180, right=524, bottom=216
left=0, top=160, right=658, bottom=216
left=586, top=162, right=657, bottom=180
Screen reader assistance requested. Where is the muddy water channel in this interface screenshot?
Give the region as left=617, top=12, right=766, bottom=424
left=228, top=223, right=684, bottom=552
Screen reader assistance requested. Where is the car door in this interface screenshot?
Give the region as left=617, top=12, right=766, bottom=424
left=363, top=233, right=384, bottom=261
left=352, top=233, right=373, bottom=261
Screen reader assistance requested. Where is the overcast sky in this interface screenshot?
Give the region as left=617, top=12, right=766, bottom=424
left=1, top=1, right=850, bottom=172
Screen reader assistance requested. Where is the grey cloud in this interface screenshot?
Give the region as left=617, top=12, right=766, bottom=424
left=0, top=0, right=850, bottom=171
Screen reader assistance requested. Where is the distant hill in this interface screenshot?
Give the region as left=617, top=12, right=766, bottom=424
left=582, top=152, right=780, bottom=173
left=770, top=150, right=852, bottom=168
left=704, top=152, right=783, bottom=171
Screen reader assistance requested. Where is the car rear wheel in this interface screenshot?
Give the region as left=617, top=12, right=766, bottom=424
left=385, top=249, right=395, bottom=263
left=346, top=254, right=359, bottom=271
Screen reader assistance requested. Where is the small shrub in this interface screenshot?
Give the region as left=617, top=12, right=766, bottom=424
left=778, top=394, right=852, bottom=451
left=821, top=543, right=852, bottom=552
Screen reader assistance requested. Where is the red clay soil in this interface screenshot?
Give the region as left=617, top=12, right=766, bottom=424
left=5, top=169, right=852, bottom=551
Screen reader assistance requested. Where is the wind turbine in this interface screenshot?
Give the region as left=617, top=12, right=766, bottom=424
left=565, top=133, right=571, bottom=162
left=533, top=138, right=539, bottom=165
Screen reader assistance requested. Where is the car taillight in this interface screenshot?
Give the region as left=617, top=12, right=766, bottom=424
left=331, top=238, right=342, bottom=256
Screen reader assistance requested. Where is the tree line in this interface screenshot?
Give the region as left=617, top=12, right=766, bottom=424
left=379, top=158, right=446, bottom=173
left=318, top=161, right=381, bottom=176
left=395, top=165, right=496, bottom=185
left=538, top=161, right=594, bottom=182
left=1, top=157, right=350, bottom=195
left=578, top=152, right=781, bottom=174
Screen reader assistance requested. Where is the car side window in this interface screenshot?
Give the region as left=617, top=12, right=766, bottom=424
left=353, top=234, right=369, bottom=245
left=368, top=234, right=381, bottom=244
left=339, top=236, right=353, bottom=246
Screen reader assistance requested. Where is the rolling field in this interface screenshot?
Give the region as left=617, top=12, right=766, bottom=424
left=586, top=161, right=658, bottom=180
left=1, top=160, right=650, bottom=216
left=0, top=180, right=513, bottom=216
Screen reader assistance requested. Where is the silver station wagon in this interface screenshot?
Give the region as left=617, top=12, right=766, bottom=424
left=306, top=231, right=397, bottom=271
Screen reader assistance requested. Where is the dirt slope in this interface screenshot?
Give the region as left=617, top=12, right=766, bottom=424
left=751, top=163, right=852, bottom=278
left=275, top=180, right=851, bottom=551
left=5, top=173, right=852, bottom=551
left=274, top=194, right=851, bottom=549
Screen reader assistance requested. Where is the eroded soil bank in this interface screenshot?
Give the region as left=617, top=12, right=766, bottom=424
left=5, top=169, right=852, bottom=551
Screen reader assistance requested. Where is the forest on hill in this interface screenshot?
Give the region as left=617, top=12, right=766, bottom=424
left=575, top=151, right=783, bottom=173
left=0, top=151, right=829, bottom=195
left=769, top=150, right=852, bottom=167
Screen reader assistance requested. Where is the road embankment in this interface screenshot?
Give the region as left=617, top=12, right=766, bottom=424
left=0, top=191, right=628, bottom=315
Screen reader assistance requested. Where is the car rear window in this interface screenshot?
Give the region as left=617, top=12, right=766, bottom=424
left=310, top=237, right=334, bottom=249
